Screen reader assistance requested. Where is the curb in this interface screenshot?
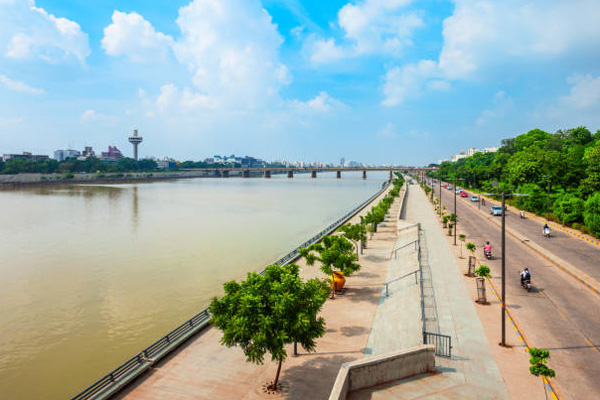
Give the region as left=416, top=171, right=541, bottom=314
left=485, top=277, right=561, bottom=400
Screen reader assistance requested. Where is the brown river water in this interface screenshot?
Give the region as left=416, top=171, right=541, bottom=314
left=0, top=172, right=388, bottom=400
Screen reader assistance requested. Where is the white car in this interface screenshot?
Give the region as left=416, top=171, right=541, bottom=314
left=490, top=205, right=503, bottom=216
left=456, top=189, right=462, bottom=194
left=470, top=195, right=479, bottom=202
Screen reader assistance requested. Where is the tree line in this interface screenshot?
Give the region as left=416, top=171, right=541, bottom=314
left=431, top=126, right=600, bottom=236
left=0, top=156, right=158, bottom=174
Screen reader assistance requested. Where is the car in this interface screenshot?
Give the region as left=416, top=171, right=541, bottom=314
left=443, top=184, right=448, bottom=189
left=456, top=189, right=462, bottom=194
left=460, top=191, right=468, bottom=197
left=490, top=205, right=503, bottom=216
left=447, top=185, right=453, bottom=190
left=470, top=195, right=479, bottom=202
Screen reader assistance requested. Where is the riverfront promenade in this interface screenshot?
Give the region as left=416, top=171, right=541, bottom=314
left=114, top=185, right=400, bottom=400
left=113, top=182, right=515, bottom=399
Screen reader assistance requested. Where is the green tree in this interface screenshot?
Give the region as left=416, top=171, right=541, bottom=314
left=209, top=264, right=329, bottom=392
left=529, top=348, right=556, bottom=399
left=299, top=235, right=361, bottom=299
left=584, top=193, right=600, bottom=237
left=581, top=141, right=600, bottom=195
left=339, top=223, right=367, bottom=258
left=554, top=193, right=584, bottom=225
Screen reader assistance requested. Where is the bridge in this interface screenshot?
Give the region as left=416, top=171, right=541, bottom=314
left=181, top=166, right=438, bottom=179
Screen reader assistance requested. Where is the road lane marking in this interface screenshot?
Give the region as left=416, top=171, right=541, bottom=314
left=485, top=277, right=563, bottom=400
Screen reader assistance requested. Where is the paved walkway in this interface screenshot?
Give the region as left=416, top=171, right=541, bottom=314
left=114, top=182, right=515, bottom=400
left=349, top=183, right=509, bottom=399
left=116, top=186, right=402, bottom=400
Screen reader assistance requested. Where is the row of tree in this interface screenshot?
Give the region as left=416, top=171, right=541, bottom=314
left=431, top=126, right=600, bottom=237
left=209, top=175, right=405, bottom=392
left=0, top=157, right=158, bottom=174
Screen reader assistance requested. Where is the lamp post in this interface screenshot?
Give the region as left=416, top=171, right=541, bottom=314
left=482, top=190, right=528, bottom=347
left=453, top=177, right=465, bottom=246
left=544, top=175, right=551, bottom=220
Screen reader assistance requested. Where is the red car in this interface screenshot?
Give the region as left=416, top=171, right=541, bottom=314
left=460, top=191, right=469, bottom=197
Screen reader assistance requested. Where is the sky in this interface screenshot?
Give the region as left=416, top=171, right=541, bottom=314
left=0, top=0, right=599, bottom=165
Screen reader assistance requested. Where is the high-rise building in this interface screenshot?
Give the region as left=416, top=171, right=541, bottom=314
left=340, top=157, right=345, bottom=167
left=54, top=149, right=80, bottom=161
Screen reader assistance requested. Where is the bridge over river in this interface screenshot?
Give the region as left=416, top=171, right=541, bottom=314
left=181, top=166, right=438, bottom=179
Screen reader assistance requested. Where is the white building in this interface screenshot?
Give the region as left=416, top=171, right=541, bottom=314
left=54, top=149, right=80, bottom=161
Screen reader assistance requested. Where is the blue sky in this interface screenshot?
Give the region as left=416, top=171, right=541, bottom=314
left=1, top=0, right=599, bottom=165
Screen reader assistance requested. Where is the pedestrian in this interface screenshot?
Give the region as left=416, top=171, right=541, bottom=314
left=482, top=198, right=486, bottom=206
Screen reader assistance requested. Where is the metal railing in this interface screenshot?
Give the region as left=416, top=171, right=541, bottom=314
left=393, top=239, right=419, bottom=259
left=71, top=309, right=210, bottom=400
left=423, top=331, right=452, bottom=358
left=384, top=270, right=418, bottom=296
left=70, top=180, right=393, bottom=400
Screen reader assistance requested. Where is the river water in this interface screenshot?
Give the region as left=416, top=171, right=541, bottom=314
left=0, top=172, right=388, bottom=400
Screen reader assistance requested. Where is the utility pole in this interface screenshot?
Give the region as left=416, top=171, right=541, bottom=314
left=501, top=192, right=506, bottom=347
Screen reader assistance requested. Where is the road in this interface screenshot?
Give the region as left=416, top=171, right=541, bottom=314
left=432, top=183, right=600, bottom=399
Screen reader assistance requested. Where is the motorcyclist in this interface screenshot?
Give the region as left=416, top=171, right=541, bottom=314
left=484, top=241, right=492, bottom=256
left=520, top=268, right=531, bottom=285
left=543, top=223, right=550, bottom=235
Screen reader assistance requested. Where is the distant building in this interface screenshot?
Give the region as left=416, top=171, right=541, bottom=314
left=240, top=156, right=264, bottom=168
left=2, top=152, right=49, bottom=162
left=340, top=157, right=345, bottom=167
left=100, top=146, right=124, bottom=161
left=156, top=157, right=178, bottom=169
left=451, top=152, right=467, bottom=162
left=482, top=147, right=498, bottom=153
left=78, top=146, right=95, bottom=160
left=54, top=149, right=80, bottom=162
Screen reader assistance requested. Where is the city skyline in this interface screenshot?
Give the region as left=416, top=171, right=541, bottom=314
left=0, top=0, right=599, bottom=165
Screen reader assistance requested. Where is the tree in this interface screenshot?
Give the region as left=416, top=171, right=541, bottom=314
left=584, top=193, right=600, bottom=237
left=339, top=223, right=367, bottom=258
left=299, top=235, right=361, bottom=299
left=466, top=242, right=476, bottom=255
left=210, top=264, right=329, bottom=392
left=529, top=348, right=556, bottom=399
left=554, top=193, right=584, bottom=225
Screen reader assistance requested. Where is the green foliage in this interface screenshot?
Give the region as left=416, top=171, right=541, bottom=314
left=0, top=156, right=158, bottom=175
left=466, top=242, right=476, bottom=254
left=584, top=193, right=600, bottom=236
left=299, top=235, right=361, bottom=277
left=529, top=348, right=556, bottom=378
left=474, top=265, right=491, bottom=278
left=339, top=223, right=367, bottom=245
left=554, top=193, right=585, bottom=225
left=459, top=234, right=466, bottom=242
left=210, top=264, right=328, bottom=387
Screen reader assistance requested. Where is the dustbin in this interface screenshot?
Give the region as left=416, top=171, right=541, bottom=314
left=476, top=277, right=487, bottom=303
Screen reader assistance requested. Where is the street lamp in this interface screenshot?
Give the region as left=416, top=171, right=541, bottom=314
left=543, top=175, right=551, bottom=220
left=453, top=177, right=465, bottom=246
left=482, top=191, right=528, bottom=347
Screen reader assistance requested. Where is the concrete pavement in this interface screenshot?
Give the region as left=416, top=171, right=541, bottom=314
left=350, top=182, right=509, bottom=399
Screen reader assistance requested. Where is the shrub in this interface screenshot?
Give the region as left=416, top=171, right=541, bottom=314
left=584, top=193, right=600, bottom=237
left=474, top=265, right=491, bottom=277
left=554, top=193, right=584, bottom=225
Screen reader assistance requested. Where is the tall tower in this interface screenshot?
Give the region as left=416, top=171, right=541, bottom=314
left=128, top=129, right=143, bottom=161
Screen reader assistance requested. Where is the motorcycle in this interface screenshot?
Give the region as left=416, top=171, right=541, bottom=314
left=520, top=271, right=532, bottom=292
left=543, top=227, right=551, bottom=238
left=484, top=248, right=492, bottom=260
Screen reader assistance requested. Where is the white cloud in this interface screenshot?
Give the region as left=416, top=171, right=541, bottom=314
left=439, top=0, right=600, bottom=79
left=80, top=109, right=118, bottom=125
left=309, top=37, right=346, bottom=64
left=173, top=0, right=290, bottom=110
left=475, top=90, right=514, bottom=126
left=0, top=1, right=89, bottom=63
left=307, top=0, right=423, bottom=63
left=382, top=60, right=447, bottom=106
left=291, top=91, right=344, bottom=113
left=559, top=74, right=600, bottom=110
left=102, top=11, right=174, bottom=62
left=0, top=74, right=44, bottom=94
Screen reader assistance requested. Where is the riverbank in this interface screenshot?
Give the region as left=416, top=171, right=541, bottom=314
left=109, top=181, right=402, bottom=400
left=0, top=170, right=224, bottom=187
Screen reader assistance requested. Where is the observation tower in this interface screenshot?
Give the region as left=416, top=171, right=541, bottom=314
left=128, top=129, right=143, bottom=161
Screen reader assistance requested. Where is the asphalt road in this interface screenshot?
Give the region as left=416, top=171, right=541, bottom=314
left=432, top=184, right=600, bottom=399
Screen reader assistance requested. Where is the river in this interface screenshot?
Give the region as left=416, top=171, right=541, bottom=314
left=0, top=172, right=388, bottom=400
